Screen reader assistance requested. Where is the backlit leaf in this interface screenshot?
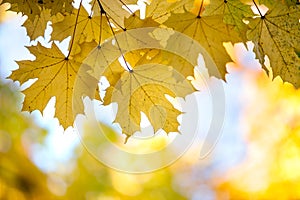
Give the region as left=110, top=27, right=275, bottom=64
left=1, top=0, right=73, bottom=20
left=90, top=0, right=137, bottom=28
left=203, top=0, right=253, bottom=38
left=3, top=0, right=300, bottom=135
left=110, top=64, right=193, bottom=135
left=9, top=42, right=98, bottom=128
left=23, top=8, right=51, bottom=40
left=247, top=4, right=300, bottom=87
left=51, top=5, right=113, bottom=54
left=164, top=11, right=242, bottom=79
left=2, top=0, right=41, bottom=20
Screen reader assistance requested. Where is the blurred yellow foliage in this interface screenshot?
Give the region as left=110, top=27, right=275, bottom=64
left=215, top=66, right=300, bottom=199
left=0, top=81, right=58, bottom=200
left=0, top=81, right=187, bottom=199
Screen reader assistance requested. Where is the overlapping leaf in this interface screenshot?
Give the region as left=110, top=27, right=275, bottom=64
left=23, top=8, right=51, bottom=40
left=9, top=42, right=98, bottom=128
left=203, top=0, right=253, bottom=38
left=146, top=0, right=194, bottom=23
left=102, top=49, right=195, bottom=105
left=1, top=0, right=72, bottom=20
left=164, top=10, right=242, bottom=79
left=124, top=12, right=160, bottom=29
left=110, top=64, right=193, bottom=136
left=90, top=0, right=137, bottom=28
left=40, top=0, right=73, bottom=16
left=259, top=0, right=299, bottom=8
left=51, top=5, right=113, bottom=54
left=79, top=28, right=197, bottom=135
left=247, top=4, right=300, bottom=87
left=2, top=0, right=40, bottom=19
left=4, top=0, right=300, bottom=136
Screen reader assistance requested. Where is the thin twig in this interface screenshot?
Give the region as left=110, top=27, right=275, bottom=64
left=66, top=0, right=83, bottom=58
left=252, top=0, right=264, bottom=18
left=97, top=0, right=131, bottom=71
left=197, top=0, right=205, bottom=18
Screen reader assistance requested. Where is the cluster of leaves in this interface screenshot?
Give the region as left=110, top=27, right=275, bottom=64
left=2, top=0, right=300, bottom=137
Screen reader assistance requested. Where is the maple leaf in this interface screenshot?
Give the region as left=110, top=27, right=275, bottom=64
left=203, top=0, right=253, bottom=38
left=90, top=0, right=137, bottom=29
left=23, top=8, right=51, bottom=40
left=79, top=28, right=197, bottom=136
left=124, top=13, right=160, bottom=29
left=109, top=64, right=194, bottom=136
left=101, top=50, right=195, bottom=109
left=247, top=4, right=300, bottom=87
left=164, top=11, right=242, bottom=79
left=1, top=0, right=73, bottom=20
left=51, top=5, right=113, bottom=54
left=146, top=0, right=194, bottom=23
left=39, top=0, right=73, bottom=16
left=101, top=49, right=159, bottom=99
left=2, top=0, right=41, bottom=20
left=5, top=0, right=300, bottom=136
left=101, top=29, right=196, bottom=108
left=95, top=14, right=162, bottom=103
left=259, top=0, right=299, bottom=8
left=9, top=42, right=99, bottom=129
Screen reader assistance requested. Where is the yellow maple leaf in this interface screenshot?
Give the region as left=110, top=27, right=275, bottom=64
left=110, top=64, right=194, bottom=136
left=23, top=8, right=51, bottom=40
left=100, top=25, right=197, bottom=107
left=146, top=0, right=194, bottom=23
left=51, top=5, right=113, bottom=54
left=164, top=11, right=242, bottom=79
left=79, top=27, right=199, bottom=136
left=40, top=0, right=73, bottom=16
left=102, top=48, right=195, bottom=106
left=2, top=0, right=41, bottom=20
left=90, top=0, right=137, bottom=28
left=124, top=12, right=160, bottom=29
left=247, top=4, right=300, bottom=88
left=9, top=42, right=99, bottom=129
left=1, top=0, right=73, bottom=20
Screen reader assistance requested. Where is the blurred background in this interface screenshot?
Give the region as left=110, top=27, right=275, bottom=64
left=1, top=1, right=300, bottom=199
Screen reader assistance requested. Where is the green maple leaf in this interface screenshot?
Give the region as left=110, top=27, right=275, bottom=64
left=259, top=0, right=299, bottom=8
left=247, top=4, right=300, bottom=87
left=9, top=42, right=99, bottom=128
left=203, top=0, right=253, bottom=38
